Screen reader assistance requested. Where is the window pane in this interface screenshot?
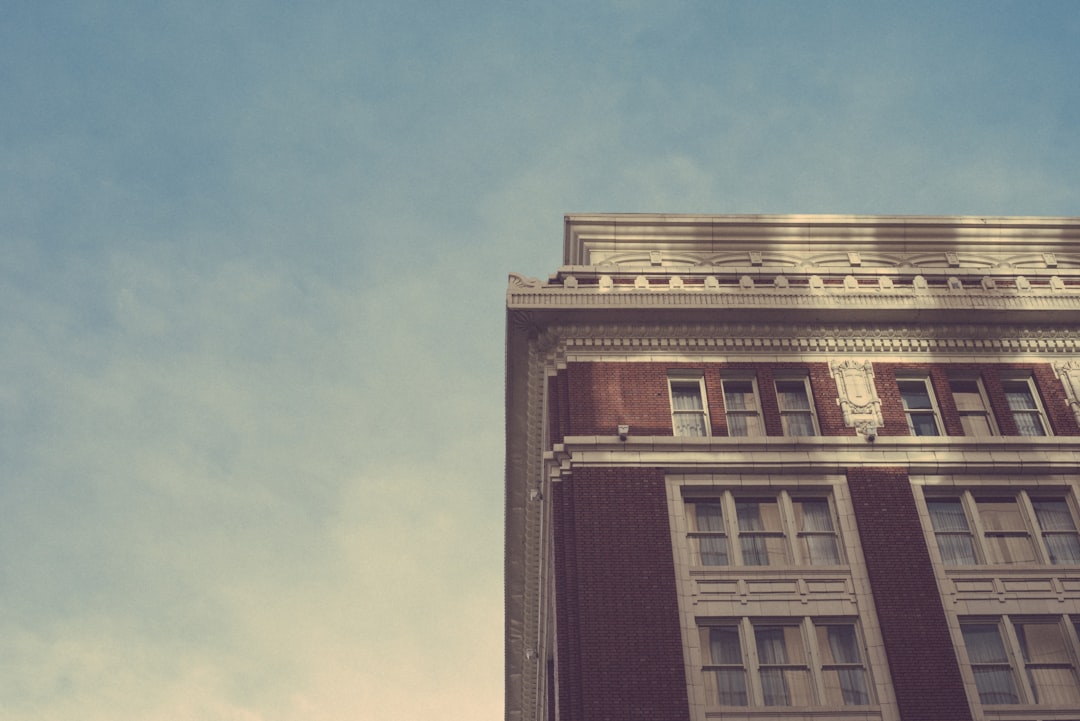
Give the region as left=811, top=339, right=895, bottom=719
left=927, top=498, right=977, bottom=565
left=671, top=385, right=704, bottom=410
left=1033, top=499, right=1080, bottom=564
left=822, top=668, right=870, bottom=705
left=756, top=626, right=812, bottom=706
left=775, top=381, right=811, bottom=410
left=794, top=499, right=840, bottom=565
left=950, top=380, right=985, bottom=410
left=737, top=500, right=787, bottom=565
left=782, top=413, right=817, bottom=436
left=724, top=381, right=755, bottom=410
left=978, top=497, right=1037, bottom=564
left=962, top=624, right=1021, bottom=704
left=1004, top=382, right=1037, bottom=410
left=703, top=627, right=748, bottom=706
left=727, top=413, right=763, bottom=437
left=960, top=415, right=994, bottom=437
left=1015, top=412, right=1047, bottom=437
left=909, top=412, right=940, bottom=436
left=899, top=381, right=933, bottom=409
left=671, top=380, right=708, bottom=437
left=709, top=627, right=743, bottom=664
left=674, top=413, right=707, bottom=437
left=1016, top=622, right=1080, bottom=704
left=711, top=669, right=747, bottom=705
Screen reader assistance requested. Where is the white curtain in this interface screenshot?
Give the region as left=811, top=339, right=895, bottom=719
left=825, top=625, right=869, bottom=705
left=695, top=503, right=728, bottom=566
left=672, top=388, right=707, bottom=436
left=962, top=624, right=1019, bottom=704
left=755, top=628, right=791, bottom=705
left=736, top=502, right=768, bottom=565
left=1033, top=499, right=1080, bottom=564
left=927, top=499, right=977, bottom=565
left=709, top=628, right=747, bottom=705
left=798, top=500, right=840, bottom=565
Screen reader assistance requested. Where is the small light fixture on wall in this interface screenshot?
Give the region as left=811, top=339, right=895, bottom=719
left=618, top=425, right=629, bottom=441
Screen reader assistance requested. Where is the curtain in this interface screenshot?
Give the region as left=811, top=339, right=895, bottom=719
left=927, top=499, right=977, bottom=565
left=755, top=628, right=790, bottom=706
left=695, top=503, right=728, bottom=566
left=737, top=502, right=768, bottom=565
left=671, top=387, right=707, bottom=436
left=798, top=500, right=840, bottom=565
left=1016, top=623, right=1080, bottom=705
left=1033, top=499, right=1080, bottom=564
left=962, top=624, right=1019, bottom=704
left=826, top=626, right=869, bottom=705
left=709, top=628, right=747, bottom=705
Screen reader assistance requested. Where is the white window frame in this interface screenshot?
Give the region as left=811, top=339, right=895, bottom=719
left=1001, top=373, right=1053, bottom=437
left=721, top=374, right=764, bottom=437
left=774, top=373, right=820, bottom=437
left=948, top=373, right=998, bottom=437
left=698, top=617, right=874, bottom=708
left=924, top=489, right=1080, bottom=567
left=669, top=372, right=710, bottom=437
left=684, top=490, right=844, bottom=568
left=896, top=374, right=944, bottom=437
left=959, top=615, right=1080, bottom=707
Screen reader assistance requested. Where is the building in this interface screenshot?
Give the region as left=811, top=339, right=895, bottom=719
left=505, top=214, right=1080, bottom=721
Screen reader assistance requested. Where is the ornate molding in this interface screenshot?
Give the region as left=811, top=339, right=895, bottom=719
left=536, top=322, right=1080, bottom=358
left=1054, top=360, right=1080, bottom=426
left=830, top=360, right=883, bottom=433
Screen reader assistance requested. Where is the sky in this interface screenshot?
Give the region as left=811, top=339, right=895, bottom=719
left=1, top=2, right=1079, bottom=720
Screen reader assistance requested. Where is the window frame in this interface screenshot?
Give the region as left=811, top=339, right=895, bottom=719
left=896, top=374, right=945, bottom=437
left=699, top=617, right=874, bottom=708
left=774, top=373, right=820, bottom=437
left=924, top=489, right=1080, bottom=567
left=948, top=373, right=999, bottom=437
left=959, top=615, right=1080, bottom=707
left=1001, top=373, right=1053, bottom=437
left=668, top=372, right=711, bottom=437
left=685, top=490, right=844, bottom=568
left=721, top=374, right=764, bottom=437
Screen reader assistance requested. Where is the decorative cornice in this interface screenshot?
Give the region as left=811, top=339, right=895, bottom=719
left=532, top=322, right=1080, bottom=360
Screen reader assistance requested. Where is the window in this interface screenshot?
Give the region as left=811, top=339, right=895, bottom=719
left=722, top=376, right=763, bottom=437
left=669, top=374, right=709, bottom=437
left=961, top=617, right=1080, bottom=706
left=949, top=375, right=997, bottom=437
left=700, top=618, right=871, bottom=707
left=926, top=490, right=1080, bottom=566
left=775, top=375, right=819, bottom=436
left=897, top=376, right=942, bottom=436
left=685, top=491, right=841, bottom=567
left=1002, top=375, right=1051, bottom=436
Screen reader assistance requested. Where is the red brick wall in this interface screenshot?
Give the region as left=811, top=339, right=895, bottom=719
left=846, top=467, right=973, bottom=721
left=560, top=361, right=851, bottom=437
left=551, top=467, right=690, bottom=721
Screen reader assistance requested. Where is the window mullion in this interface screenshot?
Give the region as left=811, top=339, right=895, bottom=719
left=778, top=490, right=798, bottom=566
left=742, top=618, right=763, bottom=706
left=1017, top=491, right=1053, bottom=565
left=964, top=491, right=991, bottom=564
left=803, top=618, right=828, bottom=706
left=722, top=492, right=742, bottom=566
left=1000, top=616, right=1034, bottom=704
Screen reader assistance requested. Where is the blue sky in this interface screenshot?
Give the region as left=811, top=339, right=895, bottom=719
left=2, top=2, right=1078, bottom=719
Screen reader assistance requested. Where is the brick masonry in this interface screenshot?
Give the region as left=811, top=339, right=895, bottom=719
left=551, top=467, right=690, bottom=721
left=847, top=466, right=973, bottom=721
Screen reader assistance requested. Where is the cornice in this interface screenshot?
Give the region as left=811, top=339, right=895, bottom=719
left=526, top=321, right=1080, bottom=360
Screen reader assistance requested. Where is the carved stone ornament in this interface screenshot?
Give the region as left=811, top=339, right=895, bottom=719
left=1054, top=360, right=1080, bottom=425
left=830, top=359, right=884, bottom=431
left=508, top=272, right=543, bottom=289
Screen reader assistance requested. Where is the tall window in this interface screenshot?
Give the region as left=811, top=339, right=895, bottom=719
left=775, top=375, right=819, bottom=436
left=898, top=376, right=942, bottom=436
left=1002, top=375, right=1051, bottom=436
left=925, top=490, right=1080, bottom=566
left=949, top=376, right=997, bottom=437
left=722, top=377, right=763, bottom=437
left=700, top=619, right=871, bottom=707
left=669, top=374, right=709, bottom=437
left=685, top=491, right=841, bottom=567
left=961, top=617, right=1080, bottom=706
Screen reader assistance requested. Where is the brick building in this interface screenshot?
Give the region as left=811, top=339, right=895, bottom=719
left=505, top=214, right=1080, bottom=721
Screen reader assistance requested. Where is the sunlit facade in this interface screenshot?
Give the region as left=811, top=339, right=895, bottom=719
left=506, top=214, right=1080, bottom=721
